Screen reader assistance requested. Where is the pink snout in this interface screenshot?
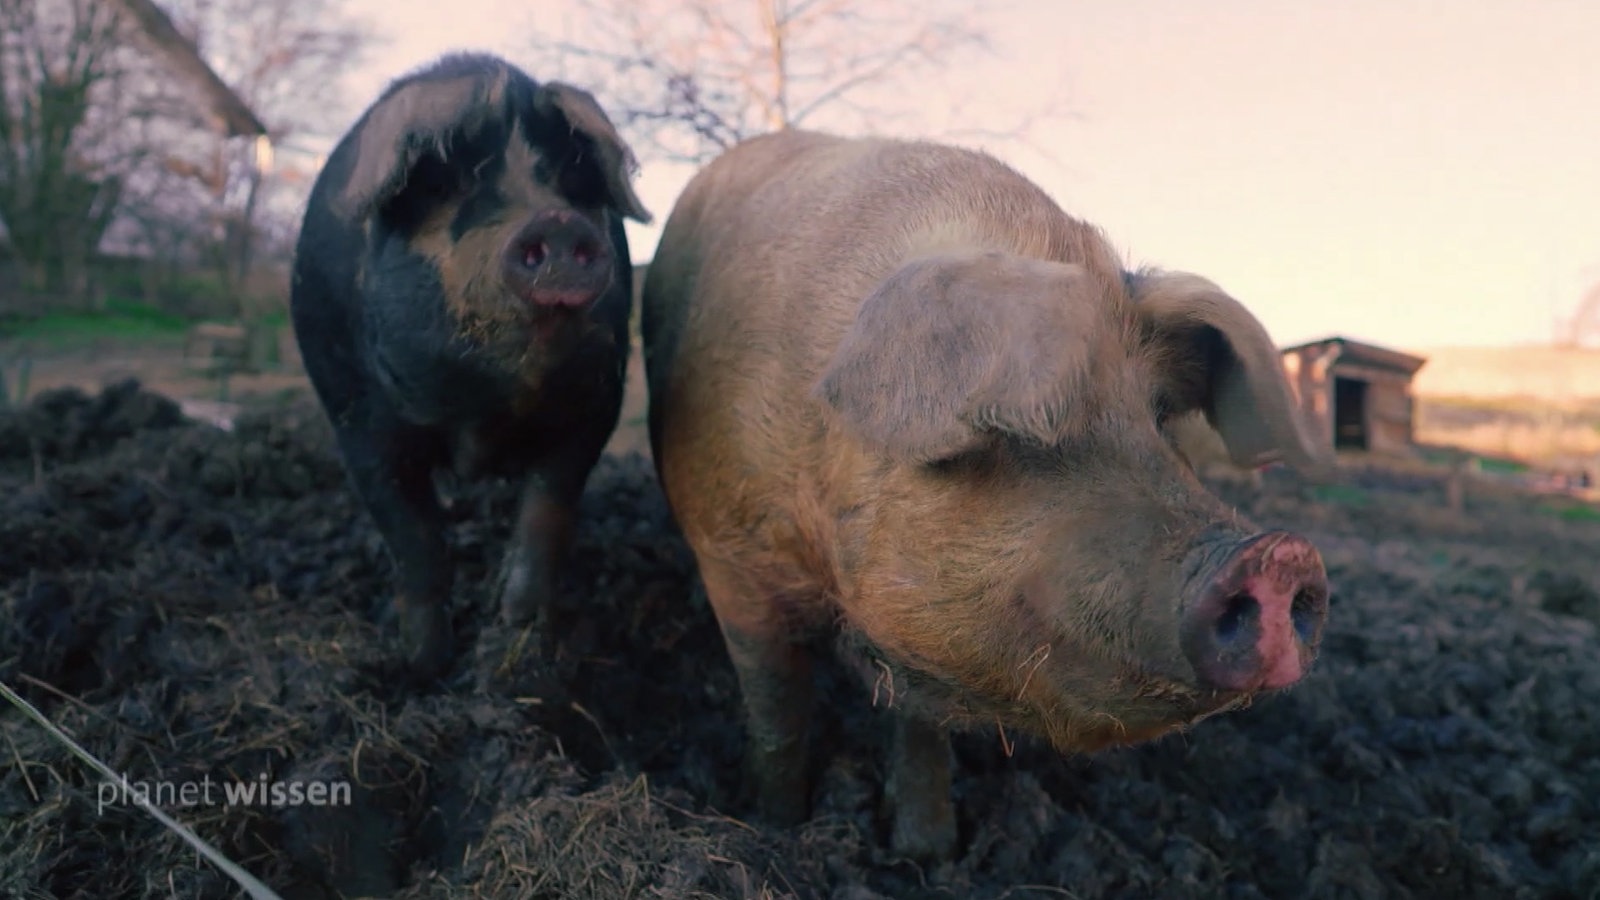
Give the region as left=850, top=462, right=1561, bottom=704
left=500, top=210, right=613, bottom=309
left=1179, top=531, right=1328, bottom=692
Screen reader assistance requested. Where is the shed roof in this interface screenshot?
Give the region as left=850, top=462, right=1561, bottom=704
left=109, top=0, right=268, bottom=138
left=1280, top=336, right=1428, bottom=376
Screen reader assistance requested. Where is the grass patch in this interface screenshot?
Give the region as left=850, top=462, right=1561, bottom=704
left=1477, top=457, right=1531, bottom=475
left=1541, top=503, right=1600, bottom=524
left=1310, top=484, right=1372, bottom=506
left=251, top=308, right=290, bottom=330
left=1416, top=447, right=1461, bottom=466
left=4, top=299, right=191, bottom=345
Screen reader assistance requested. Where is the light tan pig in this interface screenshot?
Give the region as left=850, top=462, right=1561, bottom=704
left=641, top=129, right=1333, bottom=861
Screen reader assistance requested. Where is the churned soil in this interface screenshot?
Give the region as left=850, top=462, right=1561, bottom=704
left=1, top=380, right=1597, bottom=899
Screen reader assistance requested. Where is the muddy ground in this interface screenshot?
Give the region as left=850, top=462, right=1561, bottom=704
left=1, top=380, right=1597, bottom=900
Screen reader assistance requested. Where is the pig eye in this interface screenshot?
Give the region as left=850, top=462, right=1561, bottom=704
left=922, top=443, right=1005, bottom=476
left=400, top=154, right=467, bottom=203
left=561, top=169, right=603, bottom=205
left=379, top=155, right=467, bottom=231
left=551, top=156, right=607, bottom=209
left=1151, top=394, right=1176, bottom=426
left=418, top=163, right=461, bottom=199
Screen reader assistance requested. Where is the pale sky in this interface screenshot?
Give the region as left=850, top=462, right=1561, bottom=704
left=336, top=0, right=1600, bottom=353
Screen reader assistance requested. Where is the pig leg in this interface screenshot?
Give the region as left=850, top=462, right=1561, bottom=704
left=496, top=479, right=573, bottom=639
left=700, top=563, right=815, bottom=826
left=496, top=442, right=605, bottom=638
left=883, top=714, right=958, bottom=860
left=336, top=423, right=454, bottom=682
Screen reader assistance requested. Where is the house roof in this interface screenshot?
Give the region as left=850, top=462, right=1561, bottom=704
left=1280, top=335, right=1428, bottom=376
left=109, top=0, right=268, bottom=138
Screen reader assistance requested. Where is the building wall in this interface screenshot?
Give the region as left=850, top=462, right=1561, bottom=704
left=1281, top=344, right=1421, bottom=457
left=1281, top=345, right=1338, bottom=448
left=1331, top=362, right=1417, bottom=456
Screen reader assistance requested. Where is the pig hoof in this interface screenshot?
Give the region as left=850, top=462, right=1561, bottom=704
left=439, top=496, right=474, bottom=523
left=397, top=599, right=453, bottom=684
left=432, top=471, right=473, bottom=522
left=745, top=753, right=810, bottom=827
left=752, top=787, right=809, bottom=829
left=889, top=801, right=958, bottom=862
left=497, top=545, right=554, bottom=629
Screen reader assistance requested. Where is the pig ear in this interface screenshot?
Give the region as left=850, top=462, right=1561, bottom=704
left=533, top=82, right=653, bottom=224
left=815, top=250, right=1107, bottom=463
left=1131, top=270, right=1334, bottom=473
left=339, top=72, right=507, bottom=220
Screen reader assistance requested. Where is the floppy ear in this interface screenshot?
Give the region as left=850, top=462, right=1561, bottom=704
left=532, top=81, right=653, bottom=224
left=339, top=71, right=507, bottom=220
left=814, top=250, right=1109, bottom=463
left=1131, top=269, right=1333, bottom=473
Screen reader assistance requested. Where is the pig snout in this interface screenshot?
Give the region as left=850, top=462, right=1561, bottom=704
left=501, top=211, right=613, bottom=310
left=1179, top=531, right=1328, bottom=693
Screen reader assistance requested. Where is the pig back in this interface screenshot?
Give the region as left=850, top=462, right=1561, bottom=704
left=642, top=129, right=1116, bottom=551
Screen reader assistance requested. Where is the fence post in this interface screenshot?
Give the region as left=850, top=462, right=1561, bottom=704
left=1445, top=458, right=1468, bottom=514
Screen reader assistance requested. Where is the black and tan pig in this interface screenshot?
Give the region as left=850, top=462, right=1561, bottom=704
left=640, top=129, right=1333, bottom=860
left=289, top=53, right=651, bottom=681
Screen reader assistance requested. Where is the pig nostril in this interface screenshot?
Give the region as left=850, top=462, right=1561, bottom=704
left=1290, top=588, right=1321, bottom=643
left=1214, top=592, right=1257, bottom=646
left=521, top=240, right=548, bottom=268
left=572, top=240, right=600, bottom=267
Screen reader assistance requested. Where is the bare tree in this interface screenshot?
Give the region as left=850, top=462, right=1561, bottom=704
left=136, top=0, right=376, bottom=300
left=534, top=0, right=1067, bottom=166
left=0, top=0, right=143, bottom=299
left=0, top=0, right=372, bottom=314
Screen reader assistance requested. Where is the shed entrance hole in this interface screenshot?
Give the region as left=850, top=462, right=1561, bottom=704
left=1334, top=376, right=1369, bottom=450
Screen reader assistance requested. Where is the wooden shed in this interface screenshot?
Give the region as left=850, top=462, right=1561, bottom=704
left=1280, top=337, right=1428, bottom=457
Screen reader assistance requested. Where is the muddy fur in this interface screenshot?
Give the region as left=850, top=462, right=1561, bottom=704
left=640, top=130, right=1330, bottom=767
left=288, top=52, right=649, bottom=681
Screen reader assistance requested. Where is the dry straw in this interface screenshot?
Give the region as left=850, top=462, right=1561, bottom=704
left=0, top=677, right=286, bottom=900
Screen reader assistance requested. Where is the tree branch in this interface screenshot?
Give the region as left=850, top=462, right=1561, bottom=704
left=527, top=0, right=1066, bottom=167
